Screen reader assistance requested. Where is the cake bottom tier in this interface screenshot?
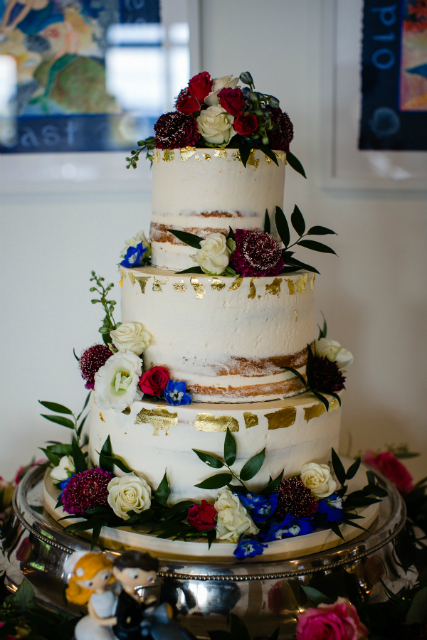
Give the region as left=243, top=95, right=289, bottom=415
left=89, top=391, right=342, bottom=504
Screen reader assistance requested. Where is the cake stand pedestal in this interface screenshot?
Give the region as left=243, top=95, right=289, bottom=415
left=5, top=465, right=408, bottom=639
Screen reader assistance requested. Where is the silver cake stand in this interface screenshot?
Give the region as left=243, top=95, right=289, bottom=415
left=4, top=465, right=408, bottom=639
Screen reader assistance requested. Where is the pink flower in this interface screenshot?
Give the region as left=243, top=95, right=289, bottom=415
left=296, top=597, right=368, bottom=640
left=363, top=450, right=414, bottom=494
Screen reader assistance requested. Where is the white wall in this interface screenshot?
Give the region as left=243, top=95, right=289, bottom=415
left=1, top=0, right=426, bottom=481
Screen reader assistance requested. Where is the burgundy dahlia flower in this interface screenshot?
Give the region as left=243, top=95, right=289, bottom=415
left=230, top=229, right=284, bottom=277
left=268, top=108, right=294, bottom=152
left=312, top=357, right=346, bottom=393
left=275, top=477, right=318, bottom=520
left=61, top=468, right=113, bottom=516
left=154, top=112, right=200, bottom=149
left=79, top=344, right=112, bottom=390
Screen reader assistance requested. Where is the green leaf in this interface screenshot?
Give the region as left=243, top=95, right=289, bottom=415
left=41, top=414, right=75, bottom=429
left=366, top=484, right=388, bottom=498
left=306, top=342, right=314, bottom=387
left=282, top=366, right=307, bottom=388
left=90, top=519, right=103, bottom=550
left=261, top=470, right=284, bottom=496
left=264, top=209, right=271, bottom=234
left=329, top=520, right=344, bottom=540
left=268, top=630, right=280, bottom=640
left=230, top=613, right=251, bottom=640
left=39, top=401, right=73, bottom=415
left=406, top=586, right=427, bottom=625
left=281, top=254, right=320, bottom=275
left=286, top=151, right=307, bottom=178
left=63, top=517, right=100, bottom=534
left=258, top=144, right=279, bottom=166
left=207, top=528, right=216, bottom=549
left=73, top=348, right=80, bottom=362
left=341, top=518, right=369, bottom=533
left=317, top=311, right=327, bottom=339
left=77, top=413, right=89, bottom=438
left=291, top=205, right=305, bottom=236
left=332, top=448, right=346, bottom=486
left=72, top=438, right=87, bottom=473
left=175, top=266, right=205, bottom=275
left=46, top=443, right=73, bottom=456
left=311, top=390, right=329, bottom=412
left=227, top=226, right=235, bottom=241
left=327, top=391, right=342, bottom=407
left=95, top=451, right=132, bottom=474
left=167, top=229, right=203, bottom=249
left=345, top=457, right=361, bottom=480
left=224, top=428, right=237, bottom=466
left=77, top=392, right=91, bottom=420
left=298, top=239, right=337, bottom=255
left=393, top=451, right=420, bottom=459
left=39, top=448, right=60, bottom=466
left=99, top=436, right=114, bottom=473
left=240, top=449, right=266, bottom=482
left=301, top=585, right=332, bottom=605
left=275, top=206, right=290, bottom=247
left=366, top=470, right=376, bottom=486
left=239, top=143, right=252, bottom=168
left=195, top=473, right=233, bottom=490
left=155, top=471, right=170, bottom=506
left=307, top=226, right=337, bottom=236
left=12, top=579, right=35, bottom=608
left=193, top=450, right=224, bottom=469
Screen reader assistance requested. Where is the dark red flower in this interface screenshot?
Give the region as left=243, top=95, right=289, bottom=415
left=218, top=87, right=245, bottom=117
left=175, top=87, right=200, bottom=115
left=79, top=344, right=112, bottom=390
left=363, top=451, right=414, bottom=494
left=268, top=108, right=294, bottom=152
left=233, top=113, right=258, bottom=136
left=62, top=468, right=113, bottom=516
left=16, top=536, right=32, bottom=562
left=275, top=478, right=318, bottom=520
left=312, top=356, right=346, bottom=393
left=188, top=71, right=212, bottom=103
left=154, top=112, right=200, bottom=149
left=188, top=500, right=217, bottom=531
left=230, top=228, right=284, bottom=277
left=139, top=366, right=170, bottom=396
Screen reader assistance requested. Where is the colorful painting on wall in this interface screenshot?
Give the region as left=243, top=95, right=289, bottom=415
left=0, top=0, right=160, bottom=153
left=359, top=0, right=427, bottom=150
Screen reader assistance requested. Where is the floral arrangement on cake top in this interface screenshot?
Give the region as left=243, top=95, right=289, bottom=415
left=126, top=71, right=306, bottom=175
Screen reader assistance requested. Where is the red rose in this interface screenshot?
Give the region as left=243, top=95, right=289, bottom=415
left=218, top=87, right=245, bottom=116
left=188, top=500, right=217, bottom=531
left=175, top=87, right=200, bottom=115
left=188, top=71, right=212, bottom=103
left=233, top=113, right=258, bottom=136
left=139, top=366, right=170, bottom=396
left=363, top=450, right=414, bottom=494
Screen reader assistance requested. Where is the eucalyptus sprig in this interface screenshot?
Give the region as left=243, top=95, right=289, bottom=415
left=126, top=136, right=156, bottom=168
left=89, top=271, right=120, bottom=346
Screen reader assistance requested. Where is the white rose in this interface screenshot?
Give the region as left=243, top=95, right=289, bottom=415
left=197, top=105, right=237, bottom=146
left=94, top=351, right=142, bottom=412
left=315, top=338, right=353, bottom=369
left=50, top=455, right=76, bottom=483
left=300, top=462, right=337, bottom=499
left=205, top=75, right=239, bottom=106
left=107, top=473, right=152, bottom=520
left=191, top=233, right=230, bottom=275
left=214, top=488, right=258, bottom=542
left=120, top=230, right=150, bottom=259
left=110, top=322, right=151, bottom=356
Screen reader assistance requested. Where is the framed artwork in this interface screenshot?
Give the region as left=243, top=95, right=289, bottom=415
left=321, top=0, right=427, bottom=190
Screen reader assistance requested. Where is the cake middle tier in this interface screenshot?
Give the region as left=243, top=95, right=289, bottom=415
left=120, top=266, right=315, bottom=403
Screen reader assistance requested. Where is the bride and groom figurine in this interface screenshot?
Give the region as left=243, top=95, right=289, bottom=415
left=65, top=549, right=191, bottom=640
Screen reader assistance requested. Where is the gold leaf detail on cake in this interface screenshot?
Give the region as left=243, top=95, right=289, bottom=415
left=295, top=309, right=298, bottom=321
left=247, top=151, right=260, bottom=168
left=329, top=399, right=339, bottom=413
left=190, top=278, right=206, bottom=299
left=266, top=407, right=297, bottom=430
left=119, top=280, right=123, bottom=287
left=180, top=146, right=196, bottom=161
left=304, top=403, right=326, bottom=422
left=296, top=273, right=308, bottom=294
left=155, top=150, right=161, bottom=163
left=122, top=407, right=131, bottom=415
left=266, top=277, right=282, bottom=297
left=135, top=407, right=178, bottom=436
left=136, top=277, right=150, bottom=294
left=152, top=278, right=168, bottom=292
left=163, top=150, right=175, bottom=162
left=194, top=414, right=239, bottom=432
left=173, top=280, right=187, bottom=292
left=244, top=412, right=259, bottom=429
left=119, top=266, right=127, bottom=281
left=275, top=151, right=286, bottom=163
left=195, top=154, right=202, bottom=162
left=232, top=151, right=241, bottom=162
left=248, top=277, right=259, bottom=299
left=214, top=149, right=228, bottom=158
left=229, top=277, right=243, bottom=291
left=311, top=274, right=316, bottom=291
left=128, top=272, right=136, bottom=286
left=265, top=155, right=271, bottom=164
left=285, top=279, right=295, bottom=295
left=99, top=412, right=105, bottom=422
left=210, top=277, right=225, bottom=291
left=203, top=153, right=212, bottom=161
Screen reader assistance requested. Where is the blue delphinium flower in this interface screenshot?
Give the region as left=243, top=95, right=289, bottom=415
left=121, top=242, right=147, bottom=268
left=164, top=380, right=192, bottom=406
left=316, top=493, right=344, bottom=524
left=236, top=492, right=279, bottom=523
left=58, top=474, right=74, bottom=502
left=233, top=537, right=267, bottom=559
left=262, top=513, right=314, bottom=543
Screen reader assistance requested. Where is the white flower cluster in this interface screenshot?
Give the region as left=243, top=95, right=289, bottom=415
left=300, top=462, right=337, bottom=499
left=107, top=473, right=152, bottom=520
left=191, top=233, right=232, bottom=275
left=214, top=488, right=258, bottom=543
left=197, top=75, right=239, bottom=146
left=120, top=230, right=151, bottom=261
left=315, top=338, right=353, bottom=369
left=50, top=455, right=76, bottom=483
